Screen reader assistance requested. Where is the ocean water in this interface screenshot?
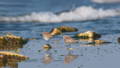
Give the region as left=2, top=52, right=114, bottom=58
left=0, top=0, right=120, bottom=68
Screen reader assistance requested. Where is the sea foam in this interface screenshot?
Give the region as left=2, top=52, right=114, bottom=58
left=92, top=0, right=120, bottom=3
left=0, top=6, right=120, bottom=23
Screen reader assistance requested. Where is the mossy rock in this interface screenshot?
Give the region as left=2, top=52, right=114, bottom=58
left=0, top=51, right=29, bottom=67
left=0, top=51, right=29, bottom=60
left=57, top=26, right=78, bottom=32
left=0, top=34, right=28, bottom=46
left=75, top=31, right=101, bottom=39
left=87, top=40, right=111, bottom=45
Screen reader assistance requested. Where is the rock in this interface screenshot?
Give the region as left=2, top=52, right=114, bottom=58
left=0, top=51, right=29, bottom=60
left=94, top=40, right=106, bottom=44
left=0, top=34, right=28, bottom=49
left=88, top=40, right=110, bottom=45
left=57, top=26, right=78, bottom=32
left=75, top=31, right=101, bottom=39
left=79, top=38, right=94, bottom=42
left=0, top=51, right=28, bottom=68
left=117, top=37, right=120, bottom=43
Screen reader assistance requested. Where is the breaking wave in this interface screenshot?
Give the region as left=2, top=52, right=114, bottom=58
left=92, top=0, right=120, bottom=3
left=0, top=6, right=120, bottom=23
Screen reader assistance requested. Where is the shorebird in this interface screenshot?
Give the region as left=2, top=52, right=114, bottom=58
left=42, top=28, right=62, bottom=41
left=42, top=32, right=53, bottom=41
left=42, top=26, right=78, bottom=41
left=42, top=44, right=52, bottom=51
left=63, top=35, right=78, bottom=44
left=50, top=28, right=62, bottom=36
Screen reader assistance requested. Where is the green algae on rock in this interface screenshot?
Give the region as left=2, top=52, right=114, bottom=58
left=0, top=51, right=29, bottom=60
left=0, top=51, right=29, bottom=68
left=0, top=34, right=28, bottom=47
left=75, top=31, right=101, bottom=39
left=57, top=26, right=78, bottom=32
